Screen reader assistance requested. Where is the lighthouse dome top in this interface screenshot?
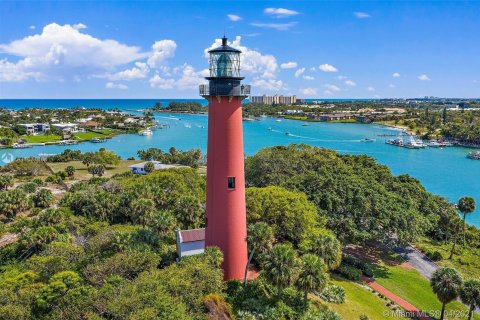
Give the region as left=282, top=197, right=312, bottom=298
left=208, top=36, right=241, bottom=53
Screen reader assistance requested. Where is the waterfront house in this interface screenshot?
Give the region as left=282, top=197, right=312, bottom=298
left=51, top=123, right=82, bottom=133
left=175, top=228, right=205, bottom=259
left=129, top=161, right=183, bottom=174
left=18, top=123, right=51, bottom=135
left=81, top=120, right=100, bottom=129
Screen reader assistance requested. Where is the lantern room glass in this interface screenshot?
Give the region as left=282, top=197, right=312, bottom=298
left=209, top=51, right=241, bottom=78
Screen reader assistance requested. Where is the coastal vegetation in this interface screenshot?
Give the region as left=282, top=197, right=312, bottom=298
left=0, top=144, right=479, bottom=319
left=0, top=107, right=152, bottom=148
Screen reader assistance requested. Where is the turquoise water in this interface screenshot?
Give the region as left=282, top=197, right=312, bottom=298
left=0, top=100, right=479, bottom=227
left=1, top=113, right=478, bottom=227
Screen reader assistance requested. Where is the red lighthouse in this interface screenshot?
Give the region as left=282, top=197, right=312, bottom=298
left=200, top=37, right=250, bottom=280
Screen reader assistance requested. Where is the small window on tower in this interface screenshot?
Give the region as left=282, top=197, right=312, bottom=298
left=227, top=177, right=236, bottom=189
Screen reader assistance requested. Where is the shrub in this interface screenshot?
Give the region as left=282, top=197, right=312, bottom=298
left=319, top=285, right=346, bottom=304
left=65, top=166, right=76, bottom=177
left=335, top=265, right=362, bottom=281
left=32, top=189, right=55, bottom=208
left=341, top=255, right=373, bottom=277
left=425, top=249, right=443, bottom=261
left=17, top=182, right=38, bottom=194
left=203, top=294, right=234, bottom=319
left=32, top=178, right=44, bottom=186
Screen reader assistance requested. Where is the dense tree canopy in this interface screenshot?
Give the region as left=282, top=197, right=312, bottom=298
left=245, top=144, right=460, bottom=245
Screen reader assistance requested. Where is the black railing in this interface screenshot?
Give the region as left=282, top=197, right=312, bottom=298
left=199, top=84, right=251, bottom=97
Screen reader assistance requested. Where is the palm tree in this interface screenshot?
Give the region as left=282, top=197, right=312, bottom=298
left=312, top=234, right=342, bottom=270
left=460, top=279, right=480, bottom=320
left=244, top=222, right=275, bottom=284
left=458, top=196, right=476, bottom=245
left=430, top=267, right=463, bottom=320
left=449, top=216, right=463, bottom=260
left=297, top=254, right=328, bottom=302
left=263, top=243, right=298, bottom=297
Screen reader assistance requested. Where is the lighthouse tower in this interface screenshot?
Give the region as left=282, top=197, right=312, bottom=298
left=199, top=36, right=250, bottom=280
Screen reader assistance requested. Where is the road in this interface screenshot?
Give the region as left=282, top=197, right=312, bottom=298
left=395, top=245, right=479, bottom=315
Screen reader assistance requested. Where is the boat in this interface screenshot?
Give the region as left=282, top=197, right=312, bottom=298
left=242, top=117, right=255, bottom=122
left=184, top=124, right=191, bottom=129
left=275, top=119, right=282, bottom=122
left=12, top=143, right=32, bottom=149
left=360, top=138, right=376, bottom=143
left=467, top=151, right=480, bottom=160
left=267, top=127, right=273, bottom=131
left=386, top=138, right=404, bottom=147
left=90, top=137, right=105, bottom=143
left=285, top=132, right=292, bottom=136
left=302, top=124, right=310, bottom=127
left=139, top=129, right=153, bottom=136
left=404, top=136, right=426, bottom=149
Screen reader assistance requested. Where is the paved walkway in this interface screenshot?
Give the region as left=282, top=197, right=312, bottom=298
left=394, top=245, right=438, bottom=279
left=363, top=277, right=432, bottom=320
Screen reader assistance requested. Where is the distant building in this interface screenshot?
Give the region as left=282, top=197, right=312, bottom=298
left=250, top=94, right=297, bottom=105
left=51, top=123, right=81, bottom=133
left=129, top=161, right=184, bottom=174
left=175, top=228, right=205, bottom=259
left=18, top=123, right=50, bottom=135
left=314, top=113, right=354, bottom=121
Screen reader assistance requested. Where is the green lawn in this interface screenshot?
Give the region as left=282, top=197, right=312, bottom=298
left=22, top=134, right=62, bottom=143
left=415, top=237, right=480, bottom=279
left=47, top=159, right=142, bottom=181
left=73, top=129, right=121, bottom=141
left=324, top=276, right=403, bottom=320
left=373, top=263, right=479, bottom=320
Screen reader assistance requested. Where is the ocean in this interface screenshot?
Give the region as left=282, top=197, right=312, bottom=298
left=1, top=99, right=479, bottom=227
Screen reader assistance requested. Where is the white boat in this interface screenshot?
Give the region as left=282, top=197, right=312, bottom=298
left=360, top=138, right=376, bottom=143
left=275, top=119, right=282, bottom=122
left=467, top=151, right=480, bottom=160
left=139, top=129, right=153, bottom=136
left=404, top=136, right=426, bottom=149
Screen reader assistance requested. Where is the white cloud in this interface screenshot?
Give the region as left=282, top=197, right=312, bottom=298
left=149, top=74, right=175, bottom=89
left=301, top=87, right=317, bottom=96
left=367, top=86, right=375, bottom=92
left=227, top=14, right=242, bottom=22
left=303, top=75, right=315, bottom=81
left=418, top=74, right=431, bottom=81
left=280, top=61, right=297, bottom=69
left=0, top=58, right=41, bottom=82
left=147, top=40, right=177, bottom=68
left=264, top=7, right=299, bottom=18
left=294, top=67, right=305, bottom=78
left=176, top=64, right=205, bottom=90
left=0, top=23, right=146, bottom=82
left=29, top=25, right=35, bottom=30
left=345, top=80, right=356, bottom=86
left=149, top=64, right=206, bottom=90
left=105, top=82, right=128, bottom=90
left=325, top=84, right=340, bottom=92
left=392, top=72, right=401, bottom=78
left=354, top=12, right=371, bottom=19
left=319, top=64, right=338, bottom=72
left=107, top=62, right=149, bottom=81
left=252, top=79, right=284, bottom=91
left=250, top=22, right=297, bottom=31
left=389, top=84, right=395, bottom=88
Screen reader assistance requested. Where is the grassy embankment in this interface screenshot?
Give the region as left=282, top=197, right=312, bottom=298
left=73, top=129, right=122, bottom=141
left=415, top=237, right=480, bottom=279
left=373, top=261, right=479, bottom=320
left=48, top=159, right=142, bottom=181
left=21, top=129, right=122, bottom=144
left=322, top=275, right=403, bottom=320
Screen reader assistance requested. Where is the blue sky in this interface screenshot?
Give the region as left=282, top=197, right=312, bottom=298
left=0, top=1, right=479, bottom=99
